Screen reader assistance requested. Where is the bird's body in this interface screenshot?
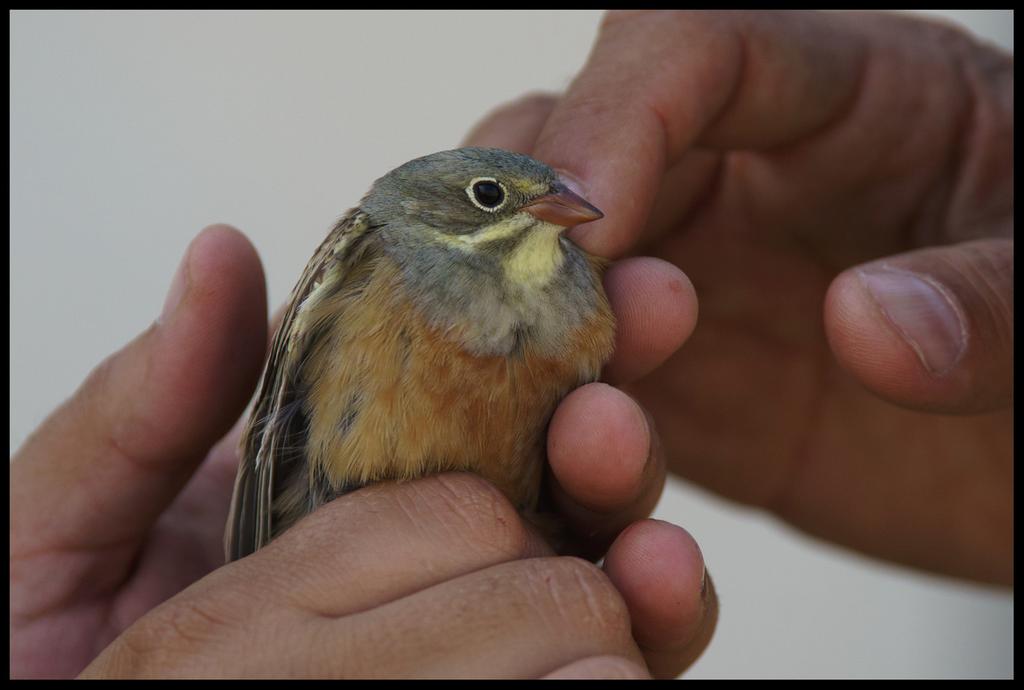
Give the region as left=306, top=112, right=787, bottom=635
left=226, top=148, right=615, bottom=561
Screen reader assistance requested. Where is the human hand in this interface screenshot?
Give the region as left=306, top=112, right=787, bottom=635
left=10, top=225, right=714, bottom=678
left=77, top=472, right=685, bottom=679
left=465, top=10, right=1012, bottom=585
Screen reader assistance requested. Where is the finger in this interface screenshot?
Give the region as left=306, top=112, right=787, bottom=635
left=462, top=94, right=702, bottom=387
left=243, top=473, right=553, bottom=617
left=531, top=10, right=865, bottom=258
left=180, top=299, right=296, bottom=570
left=110, top=482, right=630, bottom=679
left=603, top=520, right=717, bottom=679
left=460, top=92, right=721, bottom=251
left=11, top=225, right=268, bottom=556
left=543, top=656, right=651, bottom=679
left=321, top=556, right=644, bottom=679
left=602, top=256, right=697, bottom=385
left=825, top=238, right=1013, bottom=413
left=640, top=148, right=723, bottom=248
left=547, top=384, right=665, bottom=559
left=461, top=92, right=558, bottom=153
left=202, top=300, right=290, bottom=487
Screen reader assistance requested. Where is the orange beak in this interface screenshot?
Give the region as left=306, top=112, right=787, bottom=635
left=523, top=181, right=603, bottom=228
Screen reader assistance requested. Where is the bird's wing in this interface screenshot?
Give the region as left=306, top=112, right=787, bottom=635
left=225, top=209, right=375, bottom=561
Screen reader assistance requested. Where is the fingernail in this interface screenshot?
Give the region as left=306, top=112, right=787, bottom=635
left=158, top=243, right=192, bottom=325
left=554, top=168, right=591, bottom=199
left=858, top=267, right=967, bottom=375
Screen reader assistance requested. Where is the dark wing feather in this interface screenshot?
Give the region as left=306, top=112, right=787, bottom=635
left=225, top=210, right=374, bottom=561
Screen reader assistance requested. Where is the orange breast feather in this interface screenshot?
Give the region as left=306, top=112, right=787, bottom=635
left=301, top=254, right=614, bottom=511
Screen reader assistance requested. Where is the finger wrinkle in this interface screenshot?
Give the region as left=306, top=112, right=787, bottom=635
left=77, top=336, right=176, bottom=474
left=694, top=24, right=748, bottom=148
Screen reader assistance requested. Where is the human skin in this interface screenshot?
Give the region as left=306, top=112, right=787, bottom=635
left=9, top=7, right=1012, bottom=680
left=9, top=223, right=710, bottom=679
left=73, top=474, right=664, bottom=679
left=465, top=9, right=1012, bottom=585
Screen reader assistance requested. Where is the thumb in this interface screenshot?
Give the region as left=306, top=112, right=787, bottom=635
left=825, top=238, right=1012, bottom=414
left=11, top=225, right=267, bottom=561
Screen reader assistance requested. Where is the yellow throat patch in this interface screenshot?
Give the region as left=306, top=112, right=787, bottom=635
left=437, top=214, right=567, bottom=291
left=501, top=221, right=566, bottom=290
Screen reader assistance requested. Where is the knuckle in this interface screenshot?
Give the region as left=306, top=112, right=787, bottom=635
left=529, top=557, right=632, bottom=640
left=555, top=92, right=622, bottom=122
left=80, top=350, right=118, bottom=399
left=99, top=581, right=266, bottom=677
left=73, top=332, right=164, bottom=466
left=105, top=623, right=158, bottom=673
left=150, top=595, right=232, bottom=650
left=503, top=91, right=559, bottom=117
left=107, top=596, right=225, bottom=675
left=417, top=473, right=531, bottom=559
left=963, top=242, right=1012, bottom=306
left=933, top=241, right=1013, bottom=342
left=76, top=351, right=125, bottom=425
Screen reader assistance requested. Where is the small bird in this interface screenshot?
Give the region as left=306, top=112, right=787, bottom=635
left=225, top=147, right=615, bottom=561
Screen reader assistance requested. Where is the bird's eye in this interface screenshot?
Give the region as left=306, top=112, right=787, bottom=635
left=467, top=178, right=506, bottom=212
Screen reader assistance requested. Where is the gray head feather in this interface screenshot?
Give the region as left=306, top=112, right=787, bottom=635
left=360, top=147, right=558, bottom=234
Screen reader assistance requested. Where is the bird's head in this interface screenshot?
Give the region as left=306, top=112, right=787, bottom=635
left=357, top=147, right=607, bottom=353
left=361, top=147, right=602, bottom=287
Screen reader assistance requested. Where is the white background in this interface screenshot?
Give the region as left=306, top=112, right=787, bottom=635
left=10, top=10, right=1013, bottom=679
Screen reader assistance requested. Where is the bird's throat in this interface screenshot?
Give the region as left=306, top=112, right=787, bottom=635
left=501, top=221, right=566, bottom=291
